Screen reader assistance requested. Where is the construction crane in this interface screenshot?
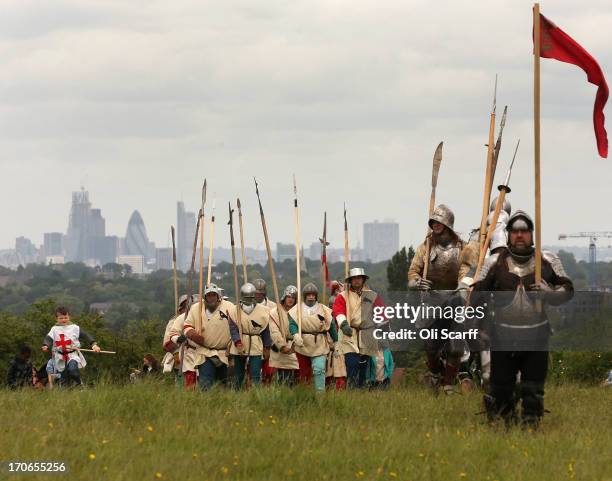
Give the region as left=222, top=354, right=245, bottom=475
left=558, top=232, right=612, bottom=288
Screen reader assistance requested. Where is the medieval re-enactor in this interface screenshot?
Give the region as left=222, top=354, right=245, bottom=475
left=42, top=306, right=101, bottom=387
left=161, top=294, right=190, bottom=377
left=332, top=268, right=391, bottom=388
left=268, top=285, right=299, bottom=385
left=408, top=204, right=471, bottom=395
left=458, top=196, right=512, bottom=390
left=290, top=283, right=337, bottom=391
left=181, top=284, right=233, bottom=390
left=472, top=210, right=573, bottom=427
left=253, top=278, right=277, bottom=384
left=228, top=283, right=273, bottom=388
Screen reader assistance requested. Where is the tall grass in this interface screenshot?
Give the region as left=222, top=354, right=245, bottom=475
left=1, top=383, right=610, bottom=481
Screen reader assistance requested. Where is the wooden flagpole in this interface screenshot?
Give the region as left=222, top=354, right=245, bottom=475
left=534, top=3, right=543, bottom=294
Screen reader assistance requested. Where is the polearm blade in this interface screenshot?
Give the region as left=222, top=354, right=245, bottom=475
left=171, top=225, right=178, bottom=315
left=254, top=178, right=285, bottom=330
left=198, top=179, right=207, bottom=328
left=237, top=198, right=248, bottom=284
left=423, top=141, right=443, bottom=280
left=489, top=106, right=508, bottom=194
left=228, top=202, right=241, bottom=325
left=206, top=195, right=216, bottom=285
left=479, top=78, right=499, bottom=254
left=319, top=211, right=330, bottom=306
left=293, top=174, right=303, bottom=335
left=468, top=139, right=520, bottom=305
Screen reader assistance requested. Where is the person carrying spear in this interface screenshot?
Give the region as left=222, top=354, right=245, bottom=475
left=41, top=306, right=104, bottom=388
left=268, top=285, right=300, bottom=385
left=227, top=283, right=273, bottom=389
left=407, top=143, right=472, bottom=395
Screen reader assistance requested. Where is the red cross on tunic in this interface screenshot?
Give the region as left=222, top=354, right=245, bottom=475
left=54, top=334, right=73, bottom=361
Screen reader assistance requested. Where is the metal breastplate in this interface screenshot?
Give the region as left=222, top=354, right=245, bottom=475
left=506, top=255, right=535, bottom=277
left=427, top=242, right=461, bottom=290
left=495, top=284, right=546, bottom=329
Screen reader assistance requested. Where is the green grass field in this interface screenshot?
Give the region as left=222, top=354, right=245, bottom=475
left=1, top=383, right=610, bottom=481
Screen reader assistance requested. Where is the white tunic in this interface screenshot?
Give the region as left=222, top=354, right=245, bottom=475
left=46, top=324, right=87, bottom=372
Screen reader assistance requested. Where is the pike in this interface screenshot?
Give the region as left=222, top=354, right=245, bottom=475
left=293, top=175, right=303, bottom=335
left=74, top=348, right=116, bottom=354
left=206, top=195, right=216, bottom=286
left=254, top=178, right=285, bottom=330
left=198, top=180, right=207, bottom=326
left=237, top=198, right=248, bottom=284
left=343, top=203, right=350, bottom=325
left=488, top=105, right=508, bottom=195
left=171, top=225, right=178, bottom=315
left=479, top=76, right=498, bottom=250
left=319, top=211, right=330, bottom=307
left=228, top=202, right=241, bottom=327
left=467, top=139, right=520, bottom=304
left=179, top=210, right=202, bottom=378
left=422, top=142, right=444, bottom=281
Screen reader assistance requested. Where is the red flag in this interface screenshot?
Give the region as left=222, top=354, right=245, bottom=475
left=536, top=12, right=609, bottom=158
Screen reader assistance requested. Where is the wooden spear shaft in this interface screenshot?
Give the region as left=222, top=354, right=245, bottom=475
left=206, top=197, right=216, bottom=286
left=467, top=139, right=520, bottom=305
left=237, top=198, right=248, bottom=284
left=171, top=226, right=178, bottom=315
left=228, top=202, right=241, bottom=326
left=343, top=204, right=350, bottom=326
left=76, top=348, right=116, bottom=354
left=198, top=212, right=205, bottom=320
left=254, top=178, right=284, bottom=328
left=320, top=212, right=328, bottom=307
left=293, top=175, right=303, bottom=335
left=479, top=77, right=498, bottom=250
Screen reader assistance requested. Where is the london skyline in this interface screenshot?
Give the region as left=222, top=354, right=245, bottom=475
left=0, top=1, right=609, bottom=251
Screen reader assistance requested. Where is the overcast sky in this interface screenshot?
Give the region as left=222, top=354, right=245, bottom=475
left=1, top=0, right=610, bottom=252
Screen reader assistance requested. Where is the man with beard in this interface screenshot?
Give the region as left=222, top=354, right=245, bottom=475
left=268, top=285, right=299, bottom=385
left=408, top=204, right=471, bottom=395
left=472, top=211, right=573, bottom=428
left=228, top=283, right=273, bottom=388
left=181, top=284, right=233, bottom=390
left=289, top=283, right=337, bottom=391
left=332, top=268, right=390, bottom=388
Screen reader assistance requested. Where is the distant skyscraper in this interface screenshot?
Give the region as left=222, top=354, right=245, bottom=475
left=125, top=211, right=150, bottom=259
left=156, top=248, right=173, bottom=271
left=64, top=188, right=114, bottom=265
left=363, top=220, right=399, bottom=262
left=177, top=202, right=196, bottom=271
left=15, top=237, right=38, bottom=265
left=92, top=235, right=120, bottom=265
left=276, top=242, right=296, bottom=262
left=65, top=189, right=93, bottom=262
left=43, top=233, right=64, bottom=257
